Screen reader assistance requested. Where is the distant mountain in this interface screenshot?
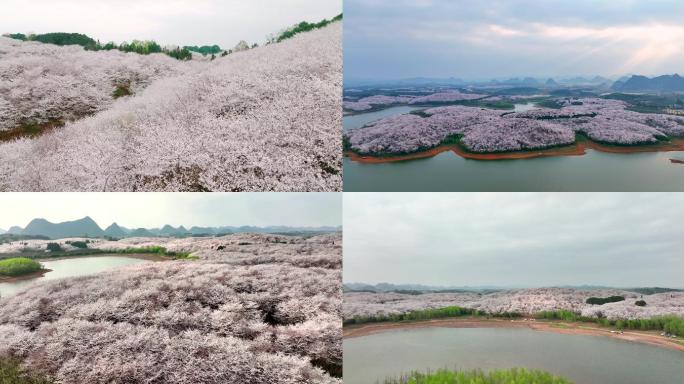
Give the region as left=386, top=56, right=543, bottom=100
left=545, top=78, right=558, bottom=87
left=612, top=74, right=684, bottom=92
left=104, top=223, right=127, bottom=238
left=159, top=225, right=190, bottom=236
left=189, top=226, right=218, bottom=235
left=591, top=75, right=612, bottom=84
left=0, top=228, right=5, bottom=234
left=129, top=228, right=155, bottom=237
left=396, top=77, right=465, bottom=86
left=7, top=226, right=23, bottom=234
left=22, top=216, right=104, bottom=239
left=7, top=217, right=340, bottom=239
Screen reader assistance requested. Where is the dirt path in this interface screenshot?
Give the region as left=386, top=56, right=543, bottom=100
left=345, top=138, right=684, bottom=163
left=343, top=318, right=684, bottom=353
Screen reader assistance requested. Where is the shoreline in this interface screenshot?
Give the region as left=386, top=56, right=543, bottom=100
left=345, top=138, right=684, bottom=163
left=343, top=318, right=684, bottom=353
left=30, top=253, right=172, bottom=262
left=0, top=269, right=52, bottom=283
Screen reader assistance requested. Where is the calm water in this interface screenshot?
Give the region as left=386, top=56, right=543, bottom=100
left=344, top=104, right=684, bottom=191
left=344, top=149, right=684, bottom=191
left=344, top=328, right=684, bottom=384
left=0, top=256, right=153, bottom=297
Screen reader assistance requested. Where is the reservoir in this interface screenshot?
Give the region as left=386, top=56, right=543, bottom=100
left=0, top=255, right=157, bottom=297
left=343, top=327, right=684, bottom=384
left=344, top=104, right=684, bottom=191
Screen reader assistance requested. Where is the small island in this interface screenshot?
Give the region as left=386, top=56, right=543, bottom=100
left=0, top=257, right=48, bottom=281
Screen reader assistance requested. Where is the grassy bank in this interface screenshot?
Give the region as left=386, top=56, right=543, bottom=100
left=0, top=357, right=53, bottom=384
left=0, top=258, right=43, bottom=277
left=383, top=368, right=573, bottom=384
left=0, top=247, right=197, bottom=261
left=345, top=306, right=684, bottom=337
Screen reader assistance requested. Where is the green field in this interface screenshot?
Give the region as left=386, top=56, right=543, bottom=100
left=383, top=368, right=573, bottom=384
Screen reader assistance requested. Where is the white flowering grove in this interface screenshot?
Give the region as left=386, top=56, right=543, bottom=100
left=0, top=37, right=189, bottom=131
left=345, top=98, right=684, bottom=155
left=0, top=22, right=341, bottom=191
left=0, top=233, right=342, bottom=383
left=344, top=288, right=684, bottom=321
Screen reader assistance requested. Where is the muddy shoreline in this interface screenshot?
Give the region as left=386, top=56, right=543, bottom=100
left=343, top=318, right=684, bottom=353
left=0, top=269, right=52, bottom=283
left=346, top=138, right=684, bottom=163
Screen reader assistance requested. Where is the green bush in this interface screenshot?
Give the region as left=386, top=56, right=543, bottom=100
left=69, top=241, right=88, bottom=249
left=383, top=368, right=573, bottom=384
left=46, top=243, right=63, bottom=252
left=586, top=296, right=625, bottom=305
left=0, top=258, right=43, bottom=277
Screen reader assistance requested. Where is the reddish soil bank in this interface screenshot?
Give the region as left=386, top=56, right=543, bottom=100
left=343, top=318, right=684, bottom=353
left=346, top=138, right=684, bottom=163
left=0, top=269, right=52, bottom=283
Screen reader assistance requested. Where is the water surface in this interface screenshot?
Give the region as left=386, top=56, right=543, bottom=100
left=344, top=149, right=684, bottom=191
left=344, top=327, right=684, bottom=384
left=0, top=256, right=154, bottom=297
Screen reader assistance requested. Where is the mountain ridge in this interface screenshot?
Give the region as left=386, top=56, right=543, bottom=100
left=10, top=217, right=341, bottom=239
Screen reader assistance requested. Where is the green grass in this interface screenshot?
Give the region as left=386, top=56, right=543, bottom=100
left=0, top=247, right=197, bottom=261
left=112, top=84, right=131, bottom=99
left=383, top=368, right=573, bottom=384
left=0, top=357, right=53, bottom=384
left=0, top=258, right=43, bottom=277
left=114, top=246, right=197, bottom=260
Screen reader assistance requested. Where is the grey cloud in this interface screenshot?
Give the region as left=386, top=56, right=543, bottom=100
left=344, top=193, right=684, bottom=288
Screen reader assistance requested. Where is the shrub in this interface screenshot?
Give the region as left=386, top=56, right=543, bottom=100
left=635, top=300, right=647, bottom=307
left=0, top=258, right=43, bottom=276
left=69, top=241, right=88, bottom=249
left=383, top=368, right=573, bottom=384
left=586, top=296, right=625, bottom=305
left=46, top=243, right=63, bottom=252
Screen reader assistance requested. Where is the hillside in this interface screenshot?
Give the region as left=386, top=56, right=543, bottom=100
left=0, top=22, right=341, bottom=191
left=0, top=233, right=341, bottom=383
left=22, top=216, right=104, bottom=239
left=612, top=74, right=684, bottom=92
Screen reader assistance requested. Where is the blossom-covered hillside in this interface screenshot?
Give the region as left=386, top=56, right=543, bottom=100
left=344, top=98, right=684, bottom=155
left=344, top=288, right=684, bottom=321
left=0, top=233, right=342, bottom=383
left=0, top=37, right=191, bottom=132
left=0, top=22, right=341, bottom=191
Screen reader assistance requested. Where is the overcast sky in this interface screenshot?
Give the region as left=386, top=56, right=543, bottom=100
left=0, top=193, right=341, bottom=229
left=344, top=193, right=684, bottom=288
left=345, top=0, right=684, bottom=82
left=1, top=0, right=341, bottom=48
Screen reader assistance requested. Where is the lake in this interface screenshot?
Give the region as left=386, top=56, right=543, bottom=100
left=0, top=255, right=155, bottom=297
left=344, top=104, right=684, bottom=191
left=343, top=327, right=684, bottom=384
